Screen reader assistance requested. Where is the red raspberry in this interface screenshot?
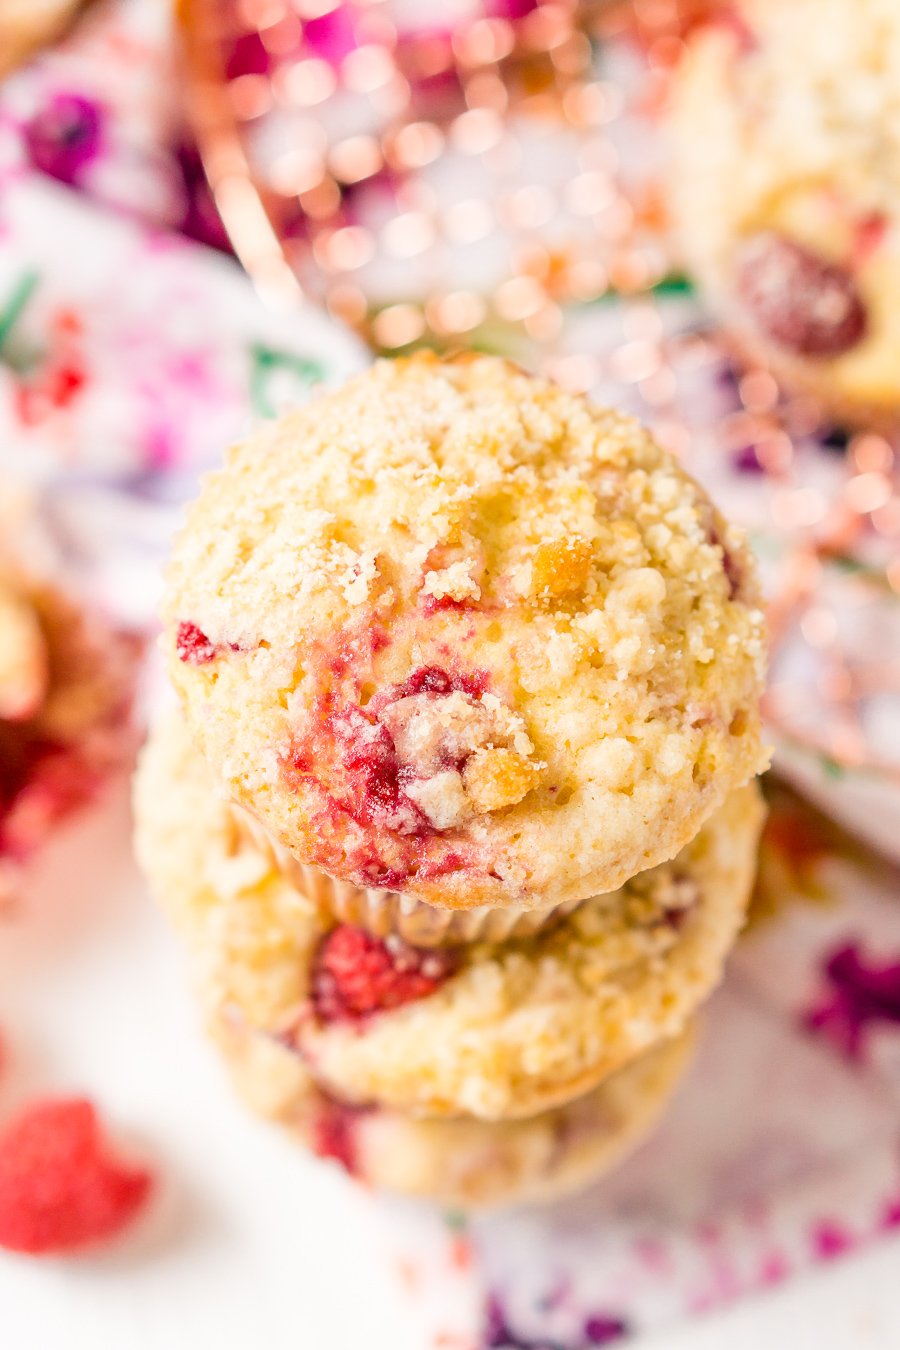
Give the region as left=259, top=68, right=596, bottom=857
left=736, top=231, right=867, bottom=359
left=0, top=1098, right=153, bottom=1255
left=312, top=925, right=457, bottom=1023
left=331, top=706, right=425, bottom=836
left=175, top=621, right=217, bottom=665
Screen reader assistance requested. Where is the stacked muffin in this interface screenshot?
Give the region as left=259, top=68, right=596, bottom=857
left=134, top=354, right=768, bottom=1208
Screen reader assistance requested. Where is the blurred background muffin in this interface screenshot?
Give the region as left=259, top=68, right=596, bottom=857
left=666, top=0, right=900, bottom=424
left=0, top=488, right=139, bottom=903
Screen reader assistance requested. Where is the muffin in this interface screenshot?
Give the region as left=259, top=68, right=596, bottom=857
left=0, top=565, right=47, bottom=726
left=0, top=552, right=137, bottom=900
left=134, top=706, right=762, bottom=1120
left=162, top=354, right=767, bottom=937
left=666, top=0, right=900, bottom=423
left=211, top=1007, right=693, bottom=1210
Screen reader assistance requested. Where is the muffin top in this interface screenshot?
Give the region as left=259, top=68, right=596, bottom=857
left=163, top=353, right=767, bottom=909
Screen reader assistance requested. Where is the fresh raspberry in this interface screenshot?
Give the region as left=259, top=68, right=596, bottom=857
left=312, top=925, right=457, bottom=1023
left=175, top=621, right=217, bottom=665
left=0, top=1098, right=153, bottom=1255
left=736, top=231, right=867, bottom=359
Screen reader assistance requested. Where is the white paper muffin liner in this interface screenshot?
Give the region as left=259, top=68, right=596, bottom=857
left=236, top=809, right=581, bottom=946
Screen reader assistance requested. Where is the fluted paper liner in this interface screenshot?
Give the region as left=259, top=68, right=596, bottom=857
left=236, top=809, right=580, bottom=946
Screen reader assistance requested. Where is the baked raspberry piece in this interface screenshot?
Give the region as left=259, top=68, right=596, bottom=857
left=736, top=231, right=867, bottom=359
left=0, top=1097, right=153, bottom=1255
left=175, top=621, right=218, bottom=665
left=420, top=594, right=475, bottom=617
left=311, top=1097, right=363, bottom=1174
left=312, top=924, right=457, bottom=1023
left=385, top=664, right=488, bottom=702
left=329, top=705, right=426, bottom=836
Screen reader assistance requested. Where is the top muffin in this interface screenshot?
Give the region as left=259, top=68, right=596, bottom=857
left=666, top=0, right=900, bottom=420
left=163, top=354, right=767, bottom=910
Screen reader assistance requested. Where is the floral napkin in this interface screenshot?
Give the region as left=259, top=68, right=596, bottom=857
left=2, top=5, right=900, bottom=1347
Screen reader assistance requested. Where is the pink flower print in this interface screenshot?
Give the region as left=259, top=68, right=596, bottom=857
left=24, top=94, right=104, bottom=187
left=804, top=941, right=900, bottom=1060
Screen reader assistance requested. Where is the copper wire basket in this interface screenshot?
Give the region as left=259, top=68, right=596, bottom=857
left=176, top=0, right=900, bottom=823
left=176, top=0, right=658, bottom=343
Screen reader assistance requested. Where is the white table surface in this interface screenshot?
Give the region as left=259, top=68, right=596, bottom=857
left=1, top=783, right=899, bottom=1350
